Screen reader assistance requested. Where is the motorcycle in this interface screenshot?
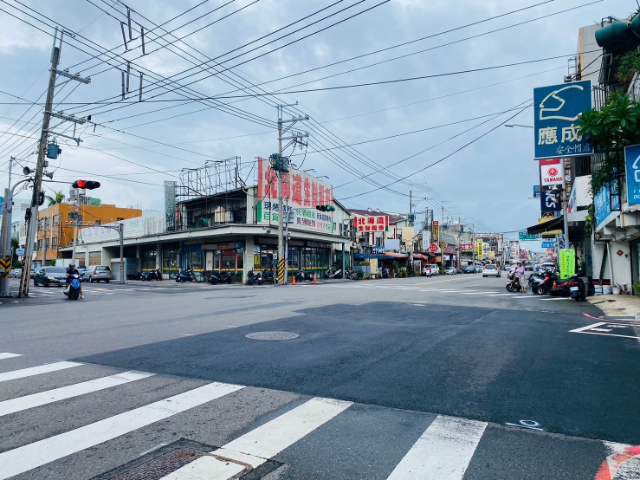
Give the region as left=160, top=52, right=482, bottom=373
left=209, top=271, right=232, bottom=285
left=175, top=269, right=196, bottom=283
left=141, top=269, right=162, bottom=281
left=551, top=274, right=586, bottom=301
left=295, top=270, right=314, bottom=282
left=528, top=272, right=546, bottom=289
left=344, top=269, right=358, bottom=280
left=247, top=270, right=263, bottom=285
left=64, top=273, right=81, bottom=300
left=505, top=271, right=523, bottom=292
left=533, top=271, right=558, bottom=295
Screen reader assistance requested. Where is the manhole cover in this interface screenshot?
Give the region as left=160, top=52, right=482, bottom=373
left=245, top=331, right=299, bottom=340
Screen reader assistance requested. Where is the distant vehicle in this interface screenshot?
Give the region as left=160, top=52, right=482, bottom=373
left=427, top=264, right=440, bottom=276
left=9, top=268, right=21, bottom=278
left=482, top=264, right=501, bottom=278
left=444, top=266, right=457, bottom=275
left=85, top=265, right=113, bottom=283
left=33, top=266, right=67, bottom=287
left=540, top=262, right=557, bottom=272
left=525, top=264, right=534, bottom=271
left=462, top=265, right=475, bottom=274
left=474, top=265, right=482, bottom=273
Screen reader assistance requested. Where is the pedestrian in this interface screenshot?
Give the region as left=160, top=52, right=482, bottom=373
left=516, top=262, right=526, bottom=292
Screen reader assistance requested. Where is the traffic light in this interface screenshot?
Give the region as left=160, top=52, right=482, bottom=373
left=316, top=205, right=335, bottom=212
left=72, top=180, right=101, bottom=190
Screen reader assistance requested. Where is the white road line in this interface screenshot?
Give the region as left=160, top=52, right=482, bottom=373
left=460, top=292, right=486, bottom=295
left=387, top=415, right=487, bottom=480
left=0, top=361, right=83, bottom=383
left=0, top=381, right=244, bottom=479
left=0, top=353, right=21, bottom=360
left=0, top=371, right=154, bottom=417
left=569, top=322, right=607, bottom=333
left=161, top=456, right=244, bottom=480
left=541, top=297, right=570, bottom=301
left=512, top=295, right=533, bottom=299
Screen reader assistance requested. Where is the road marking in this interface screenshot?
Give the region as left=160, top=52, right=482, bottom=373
left=0, top=371, right=154, bottom=417
left=220, top=397, right=352, bottom=468
left=512, top=295, right=533, bottom=298
left=161, top=456, right=245, bottom=480
left=541, top=297, right=570, bottom=301
left=0, top=381, right=244, bottom=479
left=415, top=278, right=471, bottom=286
left=460, top=292, right=486, bottom=295
left=0, top=361, right=83, bottom=383
left=387, top=415, right=487, bottom=480
left=569, top=323, right=607, bottom=333
left=0, top=353, right=21, bottom=360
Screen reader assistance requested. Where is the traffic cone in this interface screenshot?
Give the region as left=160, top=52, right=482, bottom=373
left=292, top=276, right=296, bottom=285
left=552, top=279, right=557, bottom=289
left=313, top=275, right=317, bottom=284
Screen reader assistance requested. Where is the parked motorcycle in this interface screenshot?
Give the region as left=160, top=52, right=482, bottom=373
left=344, top=269, right=358, bottom=280
left=533, top=271, right=558, bottom=295
left=505, top=271, right=523, bottom=292
left=175, top=269, right=196, bottom=283
left=295, top=270, right=314, bottom=282
left=551, top=274, right=586, bottom=301
left=64, top=273, right=81, bottom=300
left=247, top=270, right=263, bottom=285
left=209, top=271, right=232, bottom=285
left=141, top=269, right=162, bottom=281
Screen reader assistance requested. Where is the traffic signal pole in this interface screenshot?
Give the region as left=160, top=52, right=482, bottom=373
left=19, top=37, right=60, bottom=298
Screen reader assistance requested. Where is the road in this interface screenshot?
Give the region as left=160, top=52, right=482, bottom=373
left=1, top=274, right=639, bottom=479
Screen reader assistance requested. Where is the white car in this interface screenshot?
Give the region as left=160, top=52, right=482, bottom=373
left=444, top=267, right=457, bottom=275
left=482, top=264, right=501, bottom=277
left=9, top=268, right=21, bottom=278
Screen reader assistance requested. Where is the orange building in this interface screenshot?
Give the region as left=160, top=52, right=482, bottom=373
left=36, top=203, right=141, bottom=265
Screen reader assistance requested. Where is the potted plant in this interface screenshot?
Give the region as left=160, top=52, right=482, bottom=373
left=356, top=270, right=364, bottom=280
left=633, top=284, right=640, bottom=296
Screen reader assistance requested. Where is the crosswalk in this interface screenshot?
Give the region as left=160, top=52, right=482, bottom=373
left=0, top=353, right=636, bottom=479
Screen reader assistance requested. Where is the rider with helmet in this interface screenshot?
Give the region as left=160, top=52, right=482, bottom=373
left=66, top=263, right=84, bottom=299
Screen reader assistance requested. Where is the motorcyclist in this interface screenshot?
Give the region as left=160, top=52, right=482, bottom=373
left=66, top=263, right=84, bottom=299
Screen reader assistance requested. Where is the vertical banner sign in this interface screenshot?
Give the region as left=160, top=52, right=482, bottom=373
left=559, top=248, right=575, bottom=280
left=540, top=158, right=562, bottom=213
left=422, top=230, right=430, bottom=251
left=533, top=80, right=593, bottom=159
left=164, top=181, right=176, bottom=231
left=625, top=144, right=640, bottom=205
left=476, top=239, right=484, bottom=257
left=432, top=221, right=439, bottom=242
left=257, top=157, right=334, bottom=233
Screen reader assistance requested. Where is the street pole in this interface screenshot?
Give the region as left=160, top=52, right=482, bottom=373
left=0, top=188, right=10, bottom=293
left=71, top=192, right=80, bottom=265
left=119, top=222, right=124, bottom=284
left=19, top=36, right=60, bottom=298
left=41, top=211, right=47, bottom=267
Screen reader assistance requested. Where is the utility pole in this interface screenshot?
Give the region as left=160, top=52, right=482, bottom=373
left=274, top=103, right=308, bottom=285
left=71, top=191, right=81, bottom=265
left=41, top=212, right=47, bottom=266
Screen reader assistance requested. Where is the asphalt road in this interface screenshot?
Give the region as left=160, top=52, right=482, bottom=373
left=1, top=274, right=639, bottom=479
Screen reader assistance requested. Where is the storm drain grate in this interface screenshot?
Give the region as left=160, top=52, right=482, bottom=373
left=245, top=331, right=299, bottom=340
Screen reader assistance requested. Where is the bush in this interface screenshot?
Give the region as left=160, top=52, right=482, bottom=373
left=49, top=259, right=56, bottom=266
left=634, top=284, right=640, bottom=296
left=356, top=270, right=364, bottom=279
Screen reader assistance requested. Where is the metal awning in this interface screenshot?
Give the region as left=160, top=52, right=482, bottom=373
left=527, top=216, right=564, bottom=234
left=384, top=252, right=408, bottom=259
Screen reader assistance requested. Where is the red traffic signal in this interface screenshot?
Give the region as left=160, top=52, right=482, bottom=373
left=72, top=180, right=100, bottom=190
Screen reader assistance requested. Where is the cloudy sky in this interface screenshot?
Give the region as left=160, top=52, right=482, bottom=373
left=0, top=0, right=635, bottom=243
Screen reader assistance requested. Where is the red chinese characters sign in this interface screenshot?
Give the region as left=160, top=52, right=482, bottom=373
left=256, top=157, right=335, bottom=233
left=353, top=214, right=389, bottom=232
left=460, top=243, right=474, bottom=252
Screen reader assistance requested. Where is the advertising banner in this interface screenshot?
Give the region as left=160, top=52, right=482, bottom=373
left=540, top=158, right=562, bottom=213
left=476, top=239, right=484, bottom=257
left=354, top=215, right=389, bottom=232
left=432, top=221, right=439, bottom=241
left=625, top=144, right=640, bottom=206
left=422, top=231, right=430, bottom=251
left=257, top=157, right=334, bottom=233
left=460, top=243, right=474, bottom=252
left=164, top=181, right=176, bottom=231
left=533, top=80, right=593, bottom=159
left=533, top=185, right=541, bottom=198
left=559, top=248, right=575, bottom=280
left=510, top=241, right=520, bottom=258
left=594, top=182, right=620, bottom=229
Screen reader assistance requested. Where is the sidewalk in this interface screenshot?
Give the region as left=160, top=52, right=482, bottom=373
left=588, top=293, right=640, bottom=319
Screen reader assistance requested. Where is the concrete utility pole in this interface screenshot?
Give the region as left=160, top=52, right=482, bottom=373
left=71, top=192, right=81, bottom=265
left=41, top=213, right=47, bottom=266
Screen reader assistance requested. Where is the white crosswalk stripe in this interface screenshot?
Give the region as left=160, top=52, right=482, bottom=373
left=0, top=352, right=21, bottom=360
left=0, top=356, right=621, bottom=479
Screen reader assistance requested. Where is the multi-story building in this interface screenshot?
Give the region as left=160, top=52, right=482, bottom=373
left=35, top=202, right=141, bottom=267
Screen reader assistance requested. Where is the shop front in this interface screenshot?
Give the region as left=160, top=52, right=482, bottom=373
left=253, top=237, right=331, bottom=279
left=202, top=241, right=245, bottom=283
left=162, top=243, right=180, bottom=279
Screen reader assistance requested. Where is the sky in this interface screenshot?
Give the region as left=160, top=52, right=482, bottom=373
left=0, top=0, right=636, bottom=245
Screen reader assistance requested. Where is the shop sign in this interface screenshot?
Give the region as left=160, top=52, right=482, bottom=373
left=354, top=214, right=389, bottom=232
left=384, top=239, right=400, bottom=251
left=372, top=246, right=384, bottom=254
left=541, top=241, right=555, bottom=249
left=257, top=157, right=334, bottom=234
left=444, top=245, right=455, bottom=254
left=559, top=248, right=575, bottom=280
left=625, top=144, right=640, bottom=205
left=429, top=244, right=439, bottom=253
left=202, top=242, right=245, bottom=251
left=421, top=231, right=430, bottom=250
left=164, top=181, right=177, bottom=231
left=533, top=80, right=593, bottom=159
left=432, top=221, right=439, bottom=240
left=533, top=185, right=541, bottom=198
left=594, top=182, right=620, bottom=229
left=460, top=243, right=474, bottom=252
left=475, top=239, right=484, bottom=257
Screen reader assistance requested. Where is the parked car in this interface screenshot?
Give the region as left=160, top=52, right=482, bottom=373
left=462, top=265, right=475, bottom=274
left=540, top=262, right=557, bottom=273
left=474, top=265, right=482, bottom=273
left=482, top=264, right=501, bottom=277
left=33, top=266, right=68, bottom=287
left=427, top=264, right=440, bottom=276
left=9, top=268, right=21, bottom=278
left=85, top=265, right=113, bottom=283
left=444, top=266, right=457, bottom=275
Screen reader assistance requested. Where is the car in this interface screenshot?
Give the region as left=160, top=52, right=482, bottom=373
left=427, top=264, right=440, bottom=276
left=9, top=268, right=21, bottom=278
left=540, top=262, right=557, bottom=272
left=482, top=264, right=501, bottom=277
left=474, top=265, right=482, bottom=273
left=33, top=266, right=68, bottom=287
left=525, top=265, right=534, bottom=271
left=462, top=265, right=475, bottom=274
left=444, top=266, right=457, bottom=275
left=85, top=265, right=113, bottom=283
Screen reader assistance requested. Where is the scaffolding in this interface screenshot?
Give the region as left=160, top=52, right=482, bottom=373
left=176, top=157, right=246, bottom=201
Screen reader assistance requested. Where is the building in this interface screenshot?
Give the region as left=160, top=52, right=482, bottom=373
left=68, top=158, right=352, bottom=283
left=36, top=201, right=142, bottom=267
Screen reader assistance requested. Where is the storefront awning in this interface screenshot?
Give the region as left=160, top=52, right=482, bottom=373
left=413, top=253, right=429, bottom=260
left=384, top=252, right=408, bottom=259
left=527, top=216, right=564, bottom=235
left=353, top=253, right=386, bottom=260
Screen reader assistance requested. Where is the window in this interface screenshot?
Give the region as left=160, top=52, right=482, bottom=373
left=162, top=248, right=179, bottom=273
left=45, top=217, right=50, bottom=228
left=141, top=250, right=157, bottom=271
left=45, top=238, right=49, bottom=250
left=186, top=251, right=203, bottom=270
left=94, top=220, right=101, bottom=226
left=37, top=239, right=42, bottom=249
left=38, top=220, right=43, bottom=231
left=53, top=215, right=59, bottom=226
left=52, top=237, right=57, bottom=249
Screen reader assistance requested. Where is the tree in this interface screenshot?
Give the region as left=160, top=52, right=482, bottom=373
left=46, top=190, right=65, bottom=206
left=10, top=237, right=19, bottom=267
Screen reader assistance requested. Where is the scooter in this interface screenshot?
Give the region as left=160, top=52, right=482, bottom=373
left=141, top=269, right=162, bottom=281
left=247, top=270, right=263, bottom=285
left=533, top=271, right=558, bottom=295
left=209, top=271, right=232, bottom=285
left=295, top=270, right=314, bottom=282
left=551, top=274, right=586, bottom=301
left=64, top=273, right=81, bottom=300
left=175, top=269, right=195, bottom=283
left=344, top=269, right=358, bottom=280
left=505, top=271, right=523, bottom=292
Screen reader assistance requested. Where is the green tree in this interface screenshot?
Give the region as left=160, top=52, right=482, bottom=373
left=46, top=190, right=66, bottom=206
left=10, top=237, right=19, bottom=266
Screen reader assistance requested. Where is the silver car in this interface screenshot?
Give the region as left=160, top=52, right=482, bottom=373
left=482, top=264, right=501, bottom=278
left=85, top=265, right=113, bottom=283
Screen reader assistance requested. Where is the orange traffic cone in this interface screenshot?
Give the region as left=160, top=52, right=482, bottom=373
left=292, top=276, right=296, bottom=285
left=552, top=279, right=557, bottom=289
left=313, top=275, right=317, bottom=284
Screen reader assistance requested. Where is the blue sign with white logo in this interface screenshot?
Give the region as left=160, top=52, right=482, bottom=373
left=533, top=185, right=540, bottom=197
left=533, top=80, right=593, bottom=159
left=595, top=182, right=620, bottom=228
left=542, top=241, right=555, bottom=249
left=625, top=144, right=640, bottom=205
